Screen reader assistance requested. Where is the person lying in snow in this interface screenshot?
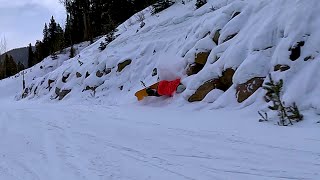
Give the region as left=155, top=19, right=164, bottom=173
left=146, top=79, right=186, bottom=97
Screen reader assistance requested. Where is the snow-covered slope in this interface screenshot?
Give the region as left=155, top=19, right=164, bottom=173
left=3, top=0, right=320, bottom=112
left=0, top=1, right=319, bottom=179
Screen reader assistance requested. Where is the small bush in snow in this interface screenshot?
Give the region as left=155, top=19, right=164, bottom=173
left=259, top=74, right=303, bottom=126
left=152, top=0, right=174, bottom=15
left=98, top=31, right=116, bottom=51
left=99, top=41, right=107, bottom=51
left=195, top=0, right=207, bottom=9
left=135, top=12, right=145, bottom=23
left=51, top=53, right=58, bottom=60
left=140, top=21, right=146, bottom=28
left=105, top=31, right=116, bottom=44
left=210, top=5, right=217, bottom=11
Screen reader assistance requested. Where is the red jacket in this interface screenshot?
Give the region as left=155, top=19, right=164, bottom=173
left=157, top=79, right=181, bottom=96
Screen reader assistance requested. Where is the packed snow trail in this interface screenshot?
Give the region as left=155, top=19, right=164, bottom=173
left=0, top=101, right=319, bottom=180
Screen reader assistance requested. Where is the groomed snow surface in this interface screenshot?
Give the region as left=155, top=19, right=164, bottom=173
left=0, top=0, right=320, bottom=179
left=0, top=99, right=319, bottom=180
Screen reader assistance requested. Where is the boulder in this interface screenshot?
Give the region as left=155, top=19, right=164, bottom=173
left=274, top=64, right=290, bottom=72
left=222, top=33, right=238, bottom=43
left=186, top=63, right=204, bottom=76
left=213, top=29, right=221, bottom=45
left=76, top=72, right=82, bottom=78
left=117, top=59, right=132, bottom=72
left=96, top=70, right=104, bottom=77
left=231, top=12, right=241, bottom=19
left=304, top=55, right=314, bottom=61
left=59, top=89, right=72, bottom=100
left=84, top=86, right=97, bottom=92
left=62, top=73, right=70, bottom=83
left=188, top=68, right=235, bottom=102
left=188, top=79, right=224, bottom=102
left=219, top=68, right=235, bottom=91
left=152, top=68, right=157, bottom=76
left=289, top=41, right=304, bottom=61
left=195, top=52, right=210, bottom=65
left=55, top=87, right=61, bottom=98
left=105, top=68, right=112, bottom=75
left=85, top=71, right=90, bottom=78
left=47, top=79, right=55, bottom=91
left=236, top=77, right=264, bottom=103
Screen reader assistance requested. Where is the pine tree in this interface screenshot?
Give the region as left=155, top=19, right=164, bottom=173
left=152, top=0, right=174, bottom=15
left=64, top=15, right=73, bottom=47
left=42, top=23, right=50, bottom=58
left=4, top=54, right=9, bottom=77
left=4, top=54, right=17, bottom=77
left=0, top=61, right=4, bottom=79
left=28, top=43, right=34, bottom=68
left=17, top=62, right=25, bottom=72
left=56, top=24, right=65, bottom=52
left=260, top=74, right=303, bottom=126
left=9, top=55, right=17, bottom=76
left=58, top=0, right=158, bottom=47
left=48, top=16, right=58, bottom=55
left=34, top=40, right=45, bottom=63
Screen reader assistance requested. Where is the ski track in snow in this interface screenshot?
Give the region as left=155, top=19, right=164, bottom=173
left=0, top=101, right=319, bottom=180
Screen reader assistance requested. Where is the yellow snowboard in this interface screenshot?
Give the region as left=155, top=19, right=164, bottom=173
left=135, top=82, right=159, bottom=101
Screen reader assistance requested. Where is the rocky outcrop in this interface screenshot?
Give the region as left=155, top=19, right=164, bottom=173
left=55, top=87, right=61, bottom=98
left=274, top=64, right=290, bottom=72
left=188, top=79, right=223, bottom=102
left=236, top=77, right=265, bottom=103
left=55, top=87, right=71, bottom=100
left=84, top=86, right=97, bottom=92
left=76, top=72, right=82, bottom=78
left=186, top=51, right=210, bottom=76
left=62, top=73, right=70, bottom=83
left=213, top=30, right=220, bottom=45
left=105, top=68, right=112, bottom=75
left=85, top=72, right=90, bottom=78
left=195, top=52, right=210, bottom=65
left=304, top=55, right=314, bottom=61
left=117, top=59, right=132, bottom=72
left=222, top=33, right=238, bottom=43
left=289, top=41, right=304, bottom=61
left=152, top=68, right=157, bottom=76
left=188, top=68, right=235, bottom=102
left=47, top=79, right=55, bottom=91
left=186, top=63, right=204, bottom=76
left=231, top=12, right=241, bottom=19
left=219, top=68, right=235, bottom=91
left=96, top=70, right=104, bottom=77
left=59, top=89, right=72, bottom=100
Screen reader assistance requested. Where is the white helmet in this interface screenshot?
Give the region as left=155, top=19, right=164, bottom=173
left=176, top=84, right=186, bottom=93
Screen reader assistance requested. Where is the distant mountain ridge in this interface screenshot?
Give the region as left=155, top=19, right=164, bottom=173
left=0, top=47, right=35, bottom=67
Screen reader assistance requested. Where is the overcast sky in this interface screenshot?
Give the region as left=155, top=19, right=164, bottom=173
left=0, top=0, right=66, bottom=51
